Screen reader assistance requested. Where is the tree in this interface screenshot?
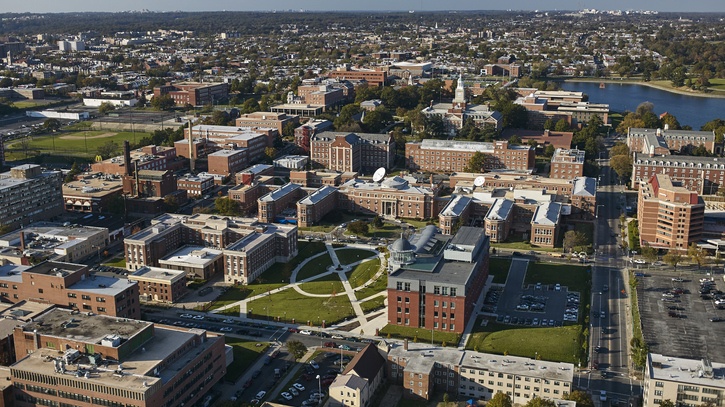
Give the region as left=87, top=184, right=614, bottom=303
left=641, top=244, right=658, bottom=264
left=64, top=161, right=82, bottom=183
left=663, top=251, right=683, bottom=272
left=98, top=102, right=116, bottom=115
left=659, top=400, right=675, bottom=407
left=544, top=144, right=556, bottom=157
left=508, top=135, right=522, bottom=145
left=362, top=107, right=393, bottom=133
left=372, top=216, right=384, bottom=228
left=554, top=119, right=570, bottom=132
left=463, top=152, right=492, bottom=173
left=660, top=113, right=681, bottom=130
left=97, top=140, right=119, bottom=159
left=334, top=104, right=362, bottom=130
left=43, top=118, right=61, bottom=132
left=150, top=94, right=175, bottom=111
left=215, top=197, right=241, bottom=216
left=286, top=340, right=307, bottom=361
left=563, top=230, right=589, bottom=253
left=282, top=121, right=296, bottom=139
left=564, top=390, right=594, bottom=407
left=688, top=243, right=707, bottom=269
left=524, top=396, right=557, bottom=407
left=610, top=143, right=630, bottom=157
left=347, top=221, right=369, bottom=236
left=487, top=392, right=513, bottom=407
left=609, top=154, right=633, bottom=180
left=164, top=194, right=180, bottom=213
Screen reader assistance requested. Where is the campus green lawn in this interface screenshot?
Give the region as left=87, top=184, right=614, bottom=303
left=335, top=248, right=377, bottom=265
left=524, top=262, right=591, bottom=293
left=5, top=130, right=151, bottom=160
left=296, top=253, right=333, bottom=280
left=367, top=223, right=404, bottom=239
left=102, top=257, right=126, bottom=268
left=360, top=296, right=386, bottom=313
left=491, top=240, right=562, bottom=253
left=347, top=258, right=381, bottom=289
left=465, top=320, right=582, bottom=364
left=354, top=272, right=388, bottom=301
left=224, top=338, right=270, bottom=382
left=379, top=324, right=460, bottom=347
left=489, top=258, right=512, bottom=284
left=299, top=272, right=345, bottom=295
left=248, top=289, right=355, bottom=326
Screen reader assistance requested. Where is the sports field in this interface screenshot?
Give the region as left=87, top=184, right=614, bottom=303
left=4, top=130, right=150, bottom=162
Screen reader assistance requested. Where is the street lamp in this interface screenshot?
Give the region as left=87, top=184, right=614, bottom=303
left=316, top=374, right=322, bottom=406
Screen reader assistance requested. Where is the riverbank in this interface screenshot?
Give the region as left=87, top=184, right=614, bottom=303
left=562, top=77, right=725, bottom=99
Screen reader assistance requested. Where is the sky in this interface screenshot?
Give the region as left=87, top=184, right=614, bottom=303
left=3, top=0, right=724, bottom=13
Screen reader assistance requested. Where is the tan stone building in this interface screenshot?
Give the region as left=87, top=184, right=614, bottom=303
left=0, top=164, right=63, bottom=230
left=235, top=111, right=300, bottom=134
left=637, top=174, right=704, bottom=250
left=643, top=353, right=725, bottom=407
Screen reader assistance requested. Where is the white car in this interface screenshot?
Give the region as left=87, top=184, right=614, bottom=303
left=288, top=388, right=299, bottom=396
left=330, top=334, right=344, bottom=339
left=600, top=390, right=607, bottom=401
left=299, top=330, right=312, bottom=335
left=192, top=315, right=205, bottom=320
left=310, top=361, right=319, bottom=369
left=633, top=259, right=646, bottom=264
left=256, top=391, right=266, bottom=399
left=220, top=327, right=233, bottom=332
left=223, top=319, right=234, bottom=324
left=180, top=313, right=193, bottom=319
left=293, top=383, right=305, bottom=391
left=281, top=392, right=293, bottom=401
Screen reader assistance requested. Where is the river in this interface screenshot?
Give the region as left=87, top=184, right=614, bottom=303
left=560, top=81, right=725, bottom=130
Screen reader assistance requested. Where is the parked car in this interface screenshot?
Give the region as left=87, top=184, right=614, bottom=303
left=299, top=330, right=312, bottom=335
left=255, top=391, right=266, bottom=399
left=281, top=392, right=292, bottom=401
left=293, top=383, right=305, bottom=391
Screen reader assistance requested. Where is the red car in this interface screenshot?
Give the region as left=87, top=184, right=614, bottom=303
left=288, top=328, right=299, bottom=333
left=323, top=342, right=337, bottom=348
left=321, top=378, right=334, bottom=387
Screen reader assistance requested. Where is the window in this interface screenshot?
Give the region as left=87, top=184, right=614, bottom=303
left=450, top=288, right=457, bottom=296
left=404, top=283, right=411, bottom=291
left=434, top=286, right=440, bottom=294
left=442, top=287, right=448, bottom=295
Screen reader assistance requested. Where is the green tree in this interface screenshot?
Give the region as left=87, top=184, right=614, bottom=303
left=150, top=94, right=175, bottom=111
left=610, top=143, right=630, bottom=157
left=563, top=230, right=589, bottom=253
left=659, top=400, right=675, bottom=407
left=564, top=390, right=594, bottom=407
left=282, top=121, right=296, bottom=139
left=164, top=194, right=180, bottom=213
left=98, top=102, right=116, bottom=115
left=264, top=147, right=277, bottom=161
left=609, top=154, right=633, bottom=180
left=616, top=112, right=646, bottom=134
left=487, top=392, right=513, bottom=407
left=347, top=221, right=369, bottom=236
left=372, top=216, right=384, bottom=229
left=688, top=243, right=707, bottom=269
left=64, top=161, right=82, bottom=183
left=701, top=119, right=725, bottom=144
left=97, top=140, right=119, bottom=159
left=214, top=197, right=241, bottom=216
left=663, top=251, right=683, bottom=272
left=508, top=134, right=522, bottom=145
left=286, top=340, right=307, bottom=361
left=43, top=118, right=62, bottom=132
left=554, top=119, right=570, bottom=132
left=463, top=152, right=492, bottom=173
left=362, top=107, right=393, bottom=133
left=544, top=144, right=556, bottom=157
left=660, top=113, right=681, bottom=130
left=641, top=244, right=658, bottom=264
left=334, top=104, right=362, bottom=130
left=524, top=396, right=557, bottom=407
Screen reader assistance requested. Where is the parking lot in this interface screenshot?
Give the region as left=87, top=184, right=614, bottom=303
left=493, top=259, right=582, bottom=327
left=637, top=270, right=725, bottom=361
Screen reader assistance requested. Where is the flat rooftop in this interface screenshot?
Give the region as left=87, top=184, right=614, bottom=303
left=159, top=246, right=222, bottom=267
left=649, top=353, right=725, bottom=389
left=130, top=266, right=186, bottom=282
left=63, top=175, right=123, bottom=197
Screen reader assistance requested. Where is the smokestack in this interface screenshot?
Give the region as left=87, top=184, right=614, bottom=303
left=19, top=232, right=25, bottom=252
left=404, top=338, right=408, bottom=351
left=123, top=141, right=132, bottom=176
left=134, top=161, right=140, bottom=197
left=189, top=120, right=195, bottom=173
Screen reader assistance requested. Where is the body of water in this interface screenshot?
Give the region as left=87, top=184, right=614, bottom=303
left=560, top=81, right=725, bottom=130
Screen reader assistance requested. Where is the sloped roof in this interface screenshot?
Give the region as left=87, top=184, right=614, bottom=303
left=342, top=343, right=386, bottom=381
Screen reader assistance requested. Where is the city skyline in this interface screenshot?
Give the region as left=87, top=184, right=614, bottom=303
left=2, top=0, right=724, bottom=13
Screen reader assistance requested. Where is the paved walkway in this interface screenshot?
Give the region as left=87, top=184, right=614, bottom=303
left=212, top=244, right=387, bottom=332
left=458, top=274, right=495, bottom=348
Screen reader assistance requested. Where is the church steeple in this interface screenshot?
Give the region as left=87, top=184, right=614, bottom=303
left=453, top=73, right=466, bottom=106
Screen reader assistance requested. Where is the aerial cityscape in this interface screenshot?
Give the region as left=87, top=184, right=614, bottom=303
left=0, top=6, right=724, bottom=407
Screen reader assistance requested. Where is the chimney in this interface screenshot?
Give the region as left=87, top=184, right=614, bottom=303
left=19, top=232, right=25, bottom=251
left=404, top=338, right=409, bottom=351
left=123, top=141, right=132, bottom=176
left=189, top=120, right=195, bottom=173
left=134, top=161, right=140, bottom=197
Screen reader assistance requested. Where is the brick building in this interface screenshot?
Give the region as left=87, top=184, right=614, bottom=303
left=420, top=76, right=502, bottom=135
left=63, top=175, right=124, bottom=213
left=631, top=153, right=725, bottom=195
left=337, top=176, right=439, bottom=221
left=289, top=170, right=356, bottom=188
left=229, top=183, right=271, bottom=216
left=129, top=266, right=188, bottom=303
left=257, top=183, right=305, bottom=224
left=296, top=84, right=346, bottom=109
left=294, top=119, right=334, bottom=154
left=387, top=342, right=573, bottom=403
left=208, top=149, right=248, bottom=177
left=222, top=224, right=298, bottom=284
left=157, top=246, right=224, bottom=281
left=406, top=140, right=534, bottom=173
left=297, top=186, right=338, bottom=227
left=530, top=202, right=562, bottom=248
left=310, top=132, right=395, bottom=173
left=637, top=174, right=704, bottom=250
left=326, top=67, right=388, bottom=87
left=0, top=164, right=64, bottom=230
left=10, top=308, right=226, bottom=407
left=123, top=169, right=177, bottom=198
left=91, top=145, right=179, bottom=175
left=500, top=129, right=573, bottom=151
left=627, top=127, right=718, bottom=155
left=177, top=173, right=214, bottom=197
left=549, top=148, right=585, bottom=179
left=387, top=226, right=489, bottom=333
left=234, top=111, right=300, bottom=134
left=0, top=261, right=139, bottom=319
left=153, top=81, right=229, bottom=106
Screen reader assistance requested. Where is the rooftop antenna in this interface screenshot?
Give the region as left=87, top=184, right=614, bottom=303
left=373, top=167, right=386, bottom=183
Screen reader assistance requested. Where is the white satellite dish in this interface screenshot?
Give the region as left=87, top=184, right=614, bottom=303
left=474, top=176, right=485, bottom=187
left=373, top=167, right=386, bottom=182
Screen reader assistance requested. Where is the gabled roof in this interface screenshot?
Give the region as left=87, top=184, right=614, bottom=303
left=342, top=343, right=386, bottom=381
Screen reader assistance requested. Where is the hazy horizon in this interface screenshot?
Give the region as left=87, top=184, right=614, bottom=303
left=2, top=0, right=724, bottom=13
